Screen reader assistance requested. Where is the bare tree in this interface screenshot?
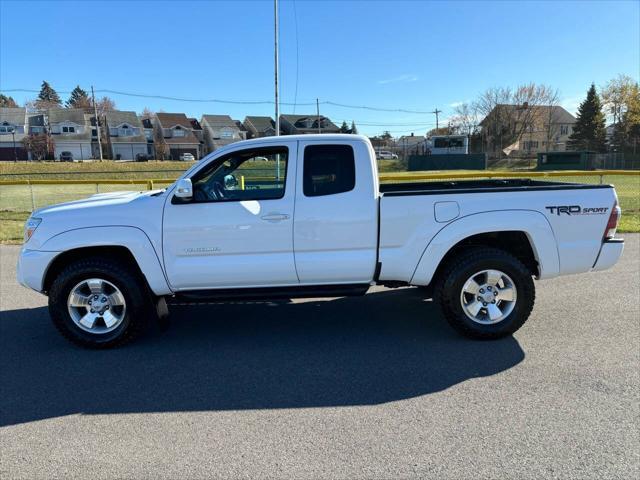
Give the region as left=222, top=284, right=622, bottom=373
left=22, top=133, right=55, bottom=161
left=473, top=87, right=512, bottom=155
left=541, top=88, right=561, bottom=152
left=474, top=83, right=560, bottom=156
left=450, top=102, right=480, bottom=136
left=140, top=107, right=154, bottom=119
left=601, top=74, right=635, bottom=126
left=94, top=96, right=116, bottom=116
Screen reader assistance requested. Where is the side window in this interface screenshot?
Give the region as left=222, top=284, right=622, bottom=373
left=191, top=147, right=288, bottom=202
left=303, top=144, right=355, bottom=197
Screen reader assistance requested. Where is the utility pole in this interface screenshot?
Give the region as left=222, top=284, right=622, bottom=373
left=12, top=130, right=17, bottom=162
left=274, top=0, right=280, bottom=136
left=91, top=86, right=103, bottom=161
left=432, top=108, right=442, bottom=131
left=316, top=98, right=321, bottom=134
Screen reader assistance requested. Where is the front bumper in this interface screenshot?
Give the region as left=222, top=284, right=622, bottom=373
left=592, top=238, right=624, bottom=272
left=16, top=248, right=60, bottom=293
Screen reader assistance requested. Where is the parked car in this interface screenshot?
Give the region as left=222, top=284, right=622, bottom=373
left=18, top=135, right=623, bottom=348
left=135, top=153, right=149, bottom=162
left=180, top=153, right=195, bottom=161
left=376, top=150, right=398, bottom=160
left=58, top=151, right=74, bottom=162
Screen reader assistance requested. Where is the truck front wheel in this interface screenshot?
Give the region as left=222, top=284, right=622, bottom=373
left=48, top=257, right=151, bottom=348
left=435, top=247, right=535, bottom=339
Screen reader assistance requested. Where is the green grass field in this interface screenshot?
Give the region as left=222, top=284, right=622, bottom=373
left=0, top=160, right=191, bottom=180
left=1, top=161, right=638, bottom=243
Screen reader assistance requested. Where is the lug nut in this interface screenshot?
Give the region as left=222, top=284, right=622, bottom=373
left=482, top=302, right=487, bottom=306
left=494, top=291, right=498, bottom=296
left=101, top=297, right=107, bottom=302
left=94, top=295, right=99, bottom=300
left=492, top=300, right=496, bottom=304
left=90, top=309, right=95, bottom=313
left=487, top=286, right=492, bottom=291
left=479, top=288, right=485, bottom=293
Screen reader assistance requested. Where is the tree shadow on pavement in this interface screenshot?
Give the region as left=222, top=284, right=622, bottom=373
left=0, top=288, right=524, bottom=426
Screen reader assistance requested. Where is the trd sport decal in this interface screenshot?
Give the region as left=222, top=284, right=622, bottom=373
left=545, top=206, right=609, bottom=216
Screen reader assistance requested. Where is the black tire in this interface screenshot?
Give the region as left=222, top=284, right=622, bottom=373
left=48, top=257, right=152, bottom=348
left=434, top=247, right=535, bottom=339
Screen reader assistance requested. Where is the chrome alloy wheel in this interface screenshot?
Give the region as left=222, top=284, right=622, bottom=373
left=67, top=278, right=126, bottom=334
left=459, top=269, right=517, bottom=325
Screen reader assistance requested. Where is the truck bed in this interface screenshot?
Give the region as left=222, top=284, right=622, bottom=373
left=380, top=178, right=612, bottom=196
left=377, top=177, right=618, bottom=284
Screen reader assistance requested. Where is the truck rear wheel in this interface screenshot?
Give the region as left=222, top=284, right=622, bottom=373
left=435, top=247, right=535, bottom=339
left=48, top=257, right=151, bottom=348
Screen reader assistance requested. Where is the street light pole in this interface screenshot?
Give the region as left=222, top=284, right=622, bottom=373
left=274, top=0, right=280, bottom=137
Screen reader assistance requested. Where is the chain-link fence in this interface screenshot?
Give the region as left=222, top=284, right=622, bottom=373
left=1, top=170, right=638, bottom=242
left=1, top=171, right=637, bottom=213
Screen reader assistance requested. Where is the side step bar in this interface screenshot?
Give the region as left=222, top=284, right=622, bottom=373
left=170, top=284, right=370, bottom=303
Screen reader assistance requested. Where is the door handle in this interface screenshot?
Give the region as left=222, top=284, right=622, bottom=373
left=261, top=213, right=290, bottom=222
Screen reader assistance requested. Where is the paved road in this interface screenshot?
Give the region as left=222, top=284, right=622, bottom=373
left=1, top=237, right=638, bottom=479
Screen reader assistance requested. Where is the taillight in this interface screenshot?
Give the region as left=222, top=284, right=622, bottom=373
left=604, top=201, right=621, bottom=240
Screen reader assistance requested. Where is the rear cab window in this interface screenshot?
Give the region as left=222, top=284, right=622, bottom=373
left=303, top=144, right=355, bottom=197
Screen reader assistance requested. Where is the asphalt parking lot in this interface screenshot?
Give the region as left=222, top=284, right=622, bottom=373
left=1, top=236, right=638, bottom=479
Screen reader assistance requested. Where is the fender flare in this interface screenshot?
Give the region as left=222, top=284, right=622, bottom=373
left=410, top=210, right=560, bottom=286
left=41, top=226, right=172, bottom=295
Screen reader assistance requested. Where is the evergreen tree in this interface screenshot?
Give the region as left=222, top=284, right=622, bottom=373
left=350, top=121, right=358, bottom=135
left=0, top=94, right=18, bottom=108
left=340, top=121, right=350, bottom=133
left=66, top=85, right=91, bottom=109
left=567, top=83, right=607, bottom=152
left=36, top=81, right=62, bottom=108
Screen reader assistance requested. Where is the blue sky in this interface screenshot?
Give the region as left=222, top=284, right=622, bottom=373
left=1, top=0, right=638, bottom=136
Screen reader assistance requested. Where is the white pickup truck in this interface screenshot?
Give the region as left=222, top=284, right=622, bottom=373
left=17, top=135, right=624, bottom=348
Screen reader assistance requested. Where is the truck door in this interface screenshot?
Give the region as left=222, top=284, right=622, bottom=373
left=294, top=140, right=379, bottom=284
left=163, top=143, right=299, bottom=290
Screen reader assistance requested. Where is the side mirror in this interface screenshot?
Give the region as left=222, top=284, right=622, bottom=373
left=174, top=178, right=193, bottom=200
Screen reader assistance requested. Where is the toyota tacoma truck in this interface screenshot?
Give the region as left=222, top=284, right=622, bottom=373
left=17, top=135, right=624, bottom=348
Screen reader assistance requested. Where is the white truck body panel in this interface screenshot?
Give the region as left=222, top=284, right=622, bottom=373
left=293, top=138, right=379, bottom=284
left=162, top=139, right=300, bottom=290
left=17, top=135, right=623, bottom=300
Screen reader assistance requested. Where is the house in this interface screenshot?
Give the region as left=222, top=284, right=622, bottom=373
left=234, top=120, right=248, bottom=140
left=141, top=117, right=155, bottom=156
left=479, top=104, right=576, bottom=156
left=0, top=107, right=28, bottom=160
left=153, top=112, right=201, bottom=160
left=28, top=113, right=47, bottom=135
left=280, top=114, right=340, bottom=135
left=243, top=116, right=276, bottom=138
left=397, top=133, right=427, bottom=155
left=47, top=108, right=93, bottom=160
left=188, top=117, right=206, bottom=156
left=201, top=114, right=244, bottom=153
left=103, top=110, right=148, bottom=160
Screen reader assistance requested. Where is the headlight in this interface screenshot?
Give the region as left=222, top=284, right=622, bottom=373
left=24, top=217, right=42, bottom=242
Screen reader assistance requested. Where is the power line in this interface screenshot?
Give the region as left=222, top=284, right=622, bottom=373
left=0, top=88, right=438, bottom=114
left=339, top=120, right=443, bottom=127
